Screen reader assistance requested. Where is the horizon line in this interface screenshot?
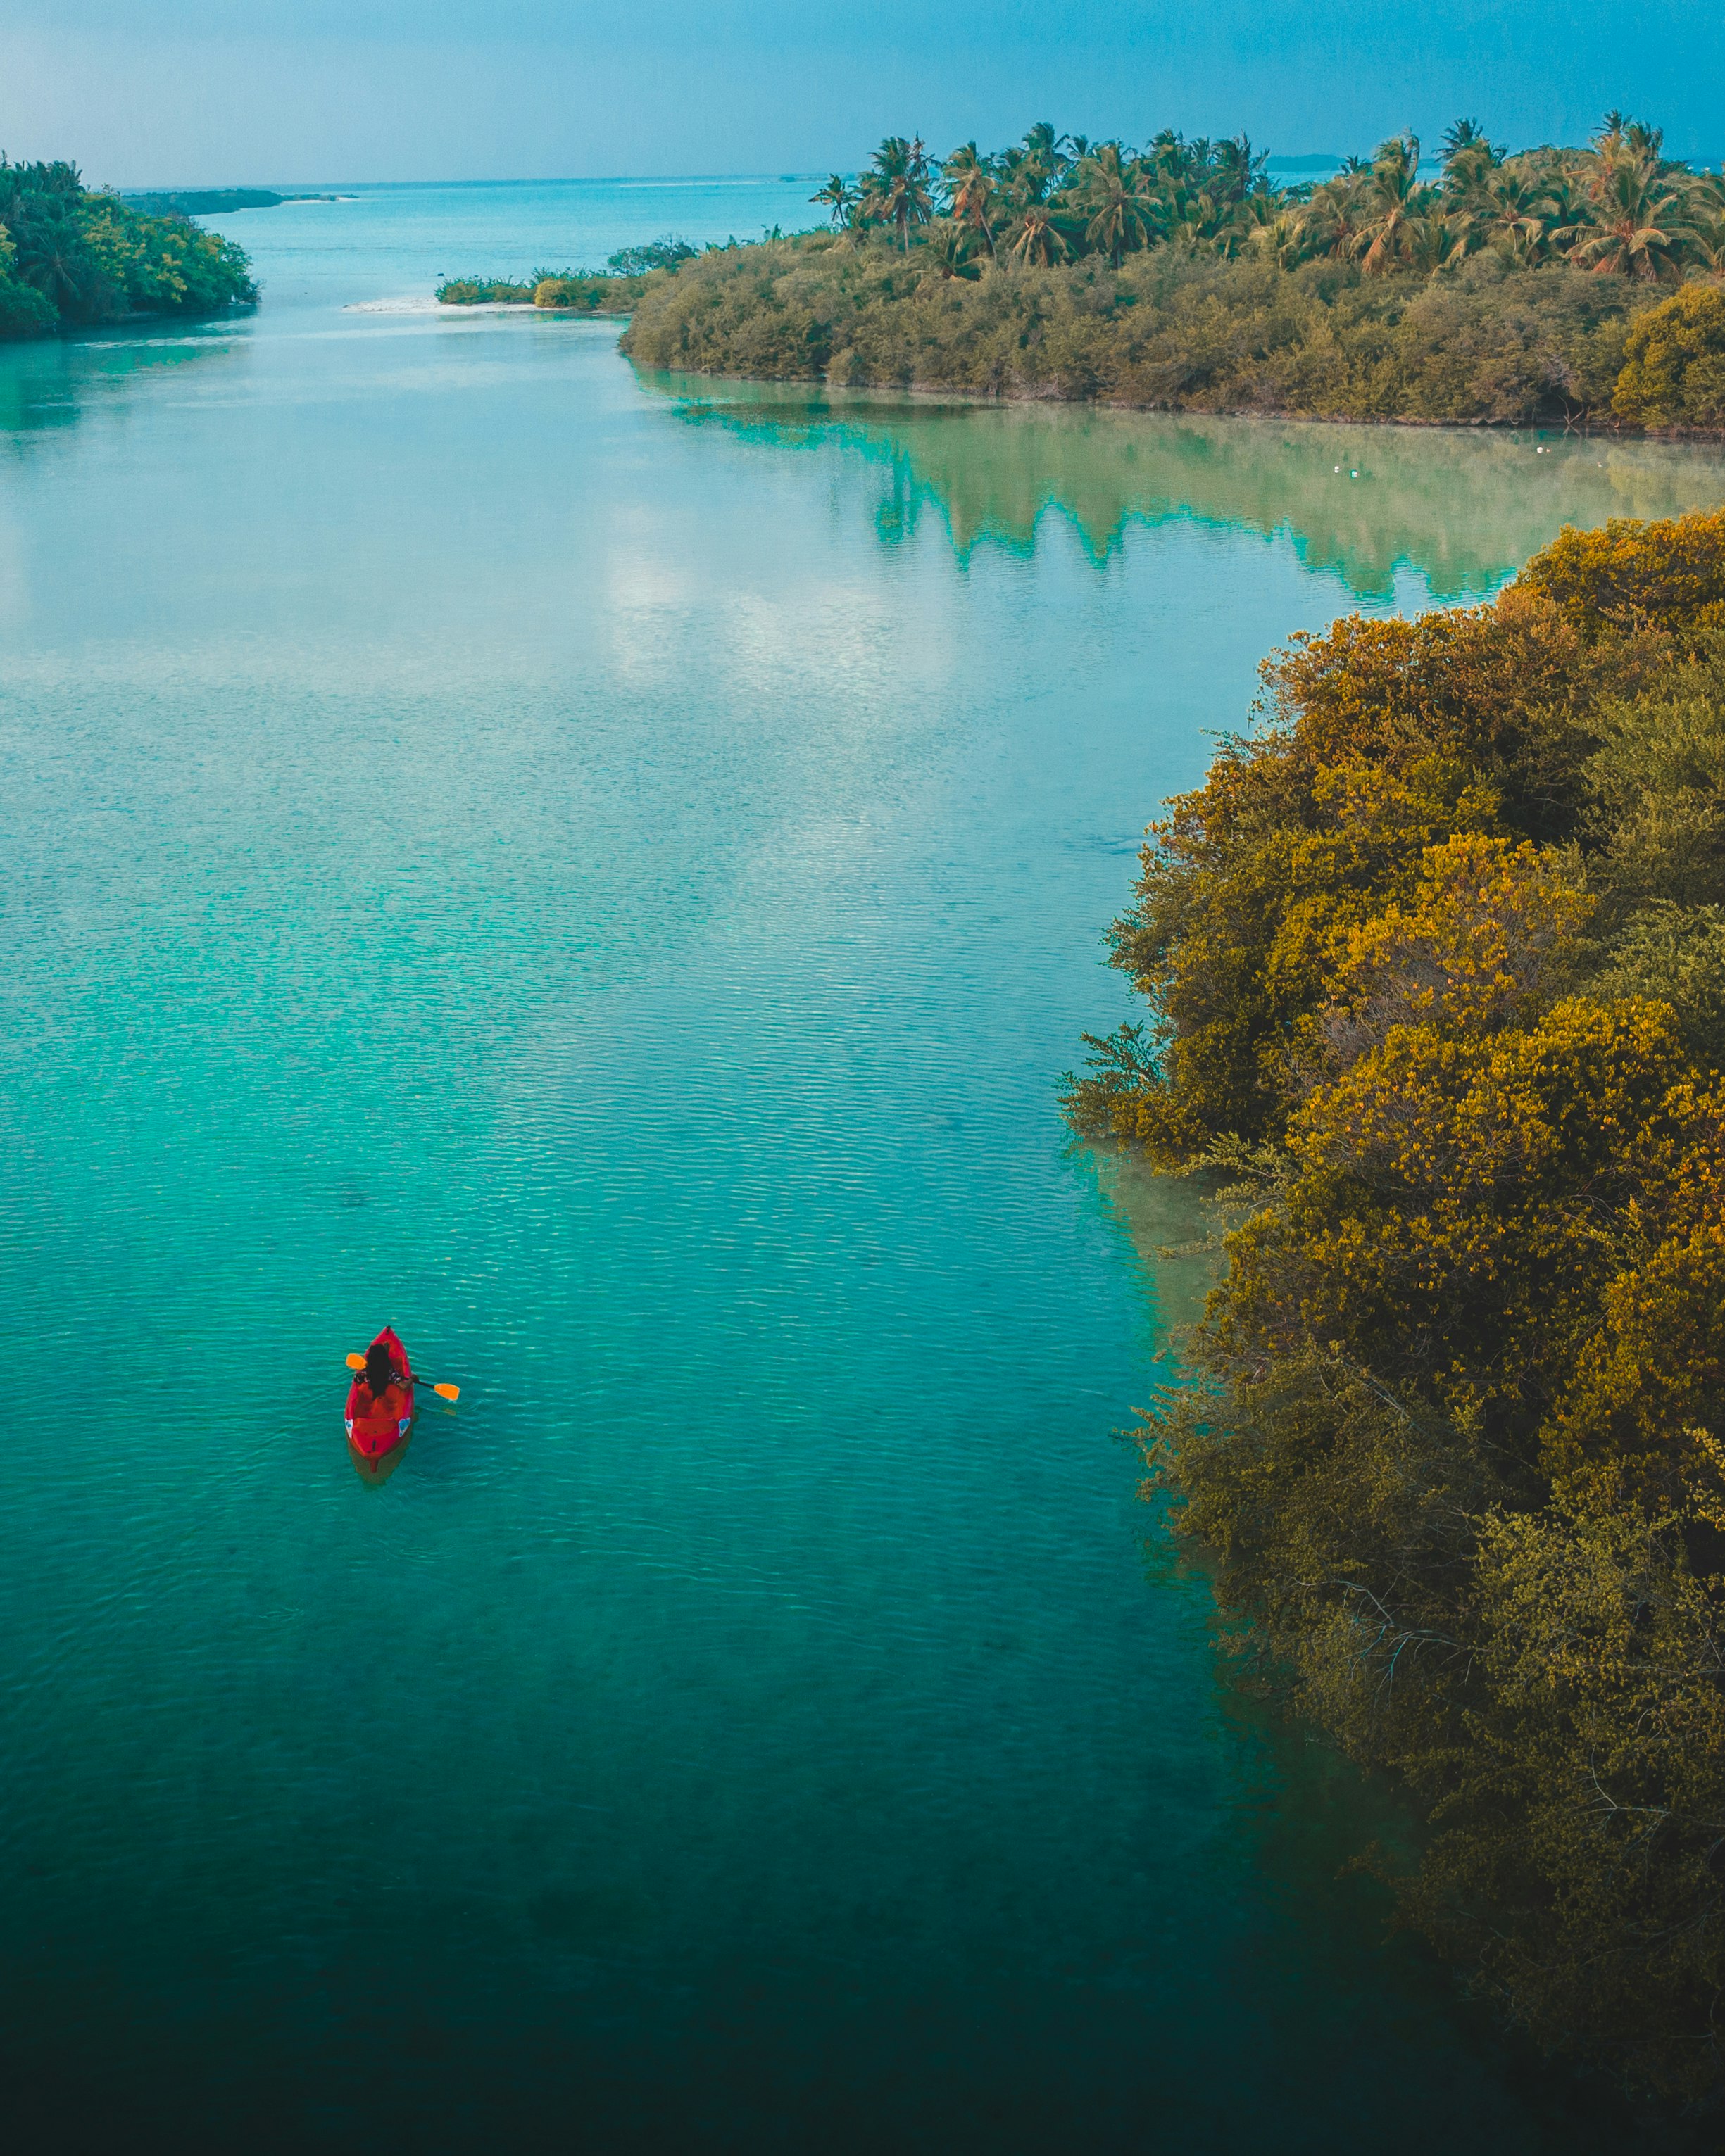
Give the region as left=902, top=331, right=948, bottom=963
left=110, top=146, right=1725, bottom=194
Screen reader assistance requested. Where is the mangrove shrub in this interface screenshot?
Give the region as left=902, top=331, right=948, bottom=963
left=1613, top=280, right=1725, bottom=431
left=1074, top=510, right=1725, bottom=2099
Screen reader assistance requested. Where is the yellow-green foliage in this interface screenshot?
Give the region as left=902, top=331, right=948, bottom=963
left=1068, top=509, right=1725, bottom=1163
left=1092, top=510, right=1725, bottom=2098
left=1613, top=280, right=1725, bottom=430
left=1326, top=835, right=1591, bottom=1050
left=1519, top=506, right=1725, bottom=639
left=78, top=196, right=253, bottom=315
left=533, top=272, right=651, bottom=313
left=1217, top=995, right=1693, bottom=1437
left=1543, top=1210, right=1725, bottom=1515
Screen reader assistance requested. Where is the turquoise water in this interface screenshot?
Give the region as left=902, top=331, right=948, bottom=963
left=5, top=184, right=1725, bottom=2152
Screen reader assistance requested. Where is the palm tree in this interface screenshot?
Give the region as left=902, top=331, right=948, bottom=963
left=1473, top=167, right=1557, bottom=263
left=1141, top=128, right=1180, bottom=174
left=942, top=142, right=1000, bottom=257
left=1005, top=201, right=1070, bottom=267
left=1439, top=118, right=1503, bottom=201
left=854, top=138, right=901, bottom=237
left=1134, top=130, right=1209, bottom=250
left=1210, top=135, right=1265, bottom=207
left=860, top=136, right=933, bottom=251
left=1248, top=209, right=1312, bottom=270
left=1538, top=163, right=1592, bottom=256
left=875, top=137, right=932, bottom=252
left=1295, top=170, right=1374, bottom=262
left=1070, top=143, right=1153, bottom=267
left=1000, top=122, right=1062, bottom=210
left=922, top=218, right=984, bottom=281
left=1405, top=210, right=1468, bottom=275
left=11, top=201, right=99, bottom=315
left=1441, top=117, right=1488, bottom=160
left=810, top=174, right=855, bottom=230
left=1353, top=134, right=1436, bottom=272
left=1683, top=172, right=1725, bottom=270
left=1571, top=153, right=1690, bottom=277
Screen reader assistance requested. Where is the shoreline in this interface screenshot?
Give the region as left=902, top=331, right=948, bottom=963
left=530, top=310, right=1725, bottom=441
left=619, top=358, right=1725, bottom=439
left=1071, top=508, right=1725, bottom=2105
left=436, top=286, right=1725, bottom=439
left=0, top=298, right=262, bottom=347
left=617, top=229, right=1725, bottom=437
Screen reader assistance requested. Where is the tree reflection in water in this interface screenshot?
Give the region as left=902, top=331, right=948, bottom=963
left=648, top=375, right=1725, bottom=605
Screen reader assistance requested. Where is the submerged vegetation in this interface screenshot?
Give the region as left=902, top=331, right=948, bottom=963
left=0, top=158, right=257, bottom=339
left=615, top=118, right=1725, bottom=429
left=1067, top=510, right=1725, bottom=2099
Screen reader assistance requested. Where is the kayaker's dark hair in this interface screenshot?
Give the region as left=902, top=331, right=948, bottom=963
left=364, top=1341, right=394, bottom=1397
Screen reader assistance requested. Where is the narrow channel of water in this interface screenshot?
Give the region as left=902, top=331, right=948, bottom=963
left=3, top=184, right=1722, bottom=2150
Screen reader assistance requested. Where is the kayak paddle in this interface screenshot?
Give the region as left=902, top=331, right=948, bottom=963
left=346, top=1351, right=460, bottom=1402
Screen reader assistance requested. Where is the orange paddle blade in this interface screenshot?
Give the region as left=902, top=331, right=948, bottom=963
left=346, top=1352, right=365, bottom=1370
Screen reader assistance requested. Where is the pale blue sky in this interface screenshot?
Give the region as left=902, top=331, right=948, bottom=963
left=2, top=1, right=1718, bottom=187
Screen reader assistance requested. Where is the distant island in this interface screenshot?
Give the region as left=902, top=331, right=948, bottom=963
left=446, top=115, right=1725, bottom=432
left=435, top=237, right=696, bottom=313
left=120, top=188, right=341, bottom=216
left=0, top=158, right=257, bottom=339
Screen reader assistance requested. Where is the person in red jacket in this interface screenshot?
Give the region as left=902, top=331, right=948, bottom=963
left=345, top=1328, right=415, bottom=1458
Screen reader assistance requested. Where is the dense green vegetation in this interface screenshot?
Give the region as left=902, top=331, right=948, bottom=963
left=436, top=237, right=696, bottom=313
left=618, top=118, right=1725, bottom=428
left=0, top=159, right=256, bottom=339
left=1067, top=511, right=1725, bottom=2098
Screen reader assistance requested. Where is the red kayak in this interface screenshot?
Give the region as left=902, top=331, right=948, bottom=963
left=345, top=1325, right=415, bottom=1463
